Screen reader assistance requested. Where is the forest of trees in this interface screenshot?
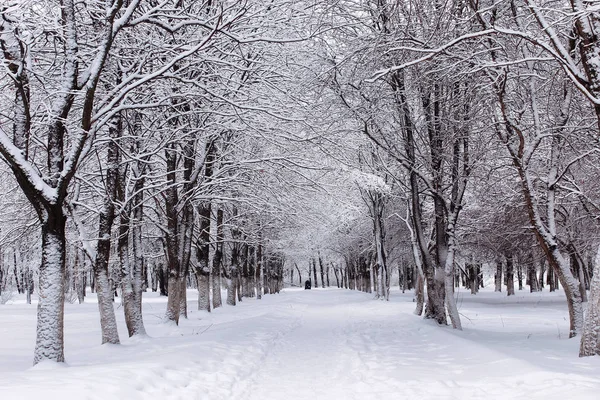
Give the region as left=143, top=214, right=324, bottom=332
left=2, top=0, right=600, bottom=364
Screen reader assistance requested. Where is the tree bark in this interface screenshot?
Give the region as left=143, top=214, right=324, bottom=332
left=495, top=258, right=503, bottom=292
left=92, top=127, right=121, bottom=344
left=506, top=255, right=515, bottom=296
left=579, top=247, right=600, bottom=356
left=196, top=202, right=212, bottom=312
left=212, top=208, right=224, bottom=308
left=34, top=208, right=67, bottom=364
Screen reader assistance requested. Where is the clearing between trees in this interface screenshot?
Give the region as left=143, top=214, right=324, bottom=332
left=1, top=287, right=599, bottom=400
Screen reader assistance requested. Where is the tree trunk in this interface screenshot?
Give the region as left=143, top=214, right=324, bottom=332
left=319, top=254, right=325, bottom=289
left=212, top=208, right=224, bottom=308
left=94, top=224, right=119, bottom=342
left=333, top=266, right=340, bottom=288
left=414, top=273, right=424, bottom=316
left=129, top=192, right=146, bottom=336
left=312, top=258, right=318, bottom=289
left=548, top=263, right=555, bottom=291
left=34, top=208, right=67, bottom=364
left=256, top=240, right=263, bottom=299
left=226, top=275, right=237, bottom=306
left=197, top=272, right=210, bottom=312
left=506, top=255, right=515, bottom=296
left=196, top=202, right=211, bottom=312
left=579, top=247, right=600, bottom=356
left=295, top=263, right=302, bottom=287
left=517, top=263, right=524, bottom=291
left=495, top=258, right=503, bottom=292
left=165, top=143, right=181, bottom=324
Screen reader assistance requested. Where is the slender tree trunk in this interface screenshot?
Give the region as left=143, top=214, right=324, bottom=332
left=295, top=263, right=302, bottom=287
left=548, top=264, right=556, bottom=292
left=506, top=255, right=515, bottom=296
left=165, top=144, right=181, bottom=324
left=195, top=199, right=212, bottom=312
left=312, top=258, right=318, bottom=289
left=414, top=273, right=424, bottom=316
left=129, top=190, right=146, bottom=336
left=256, top=240, right=263, bottom=299
left=319, top=254, right=325, bottom=289
left=517, top=263, right=524, bottom=290
left=212, top=208, right=224, bottom=308
left=495, top=258, right=502, bottom=292
left=333, top=266, right=340, bottom=288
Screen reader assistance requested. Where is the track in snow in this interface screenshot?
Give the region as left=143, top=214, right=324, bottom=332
left=1, top=288, right=600, bottom=399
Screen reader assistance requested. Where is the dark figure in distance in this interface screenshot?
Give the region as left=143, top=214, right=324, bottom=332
left=305, top=280, right=311, bottom=290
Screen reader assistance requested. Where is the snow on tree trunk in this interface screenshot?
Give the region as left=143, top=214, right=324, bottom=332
left=414, top=274, right=424, bottom=316
left=197, top=272, right=210, bottom=312
left=226, top=276, right=236, bottom=306
left=579, top=246, right=600, bottom=357
left=179, top=277, right=188, bottom=318
left=34, top=211, right=67, bottom=364
left=241, top=244, right=250, bottom=297
left=444, top=228, right=462, bottom=330
left=129, top=199, right=146, bottom=336
left=165, top=144, right=181, bottom=324
left=579, top=247, right=600, bottom=357
left=212, top=208, right=224, bottom=308
left=119, top=209, right=138, bottom=336
left=165, top=272, right=181, bottom=324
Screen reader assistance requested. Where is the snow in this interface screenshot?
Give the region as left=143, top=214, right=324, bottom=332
left=1, top=288, right=600, bottom=399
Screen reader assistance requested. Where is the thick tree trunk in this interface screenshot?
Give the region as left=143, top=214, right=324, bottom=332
left=197, top=272, right=210, bottom=312
left=579, top=247, right=600, bottom=356
left=528, top=258, right=540, bottom=293
left=226, top=275, right=237, bottom=306
left=34, top=209, right=67, bottom=364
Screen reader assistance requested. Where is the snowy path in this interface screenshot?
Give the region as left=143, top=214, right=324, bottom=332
left=1, top=288, right=600, bottom=399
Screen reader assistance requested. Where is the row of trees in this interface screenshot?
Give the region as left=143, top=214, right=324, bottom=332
left=0, top=0, right=319, bottom=364
left=2, top=0, right=600, bottom=364
left=273, top=0, right=600, bottom=357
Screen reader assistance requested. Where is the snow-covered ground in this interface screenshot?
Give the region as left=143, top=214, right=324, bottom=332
left=1, top=287, right=600, bottom=399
